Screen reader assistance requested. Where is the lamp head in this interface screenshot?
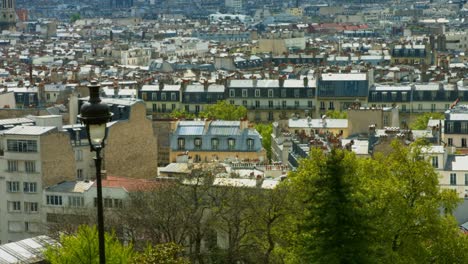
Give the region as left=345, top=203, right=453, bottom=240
left=78, top=80, right=113, bottom=150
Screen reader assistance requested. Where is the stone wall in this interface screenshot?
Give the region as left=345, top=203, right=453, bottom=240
left=41, top=131, right=77, bottom=187
left=105, top=102, right=158, bottom=178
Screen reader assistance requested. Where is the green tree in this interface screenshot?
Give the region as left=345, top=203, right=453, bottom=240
left=132, top=243, right=189, bottom=264
left=70, top=13, right=81, bottom=23
left=199, top=101, right=247, bottom=120
left=170, top=108, right=195, bottom=119
left=255, top=123, right=273, bottom=162
left=44, top=225, right=134, bottom=264
left=410, top=112, right=444, bottom=130
left=287, top=148, right=375, bottom=263
left=324, top=110, right=347, bottom=119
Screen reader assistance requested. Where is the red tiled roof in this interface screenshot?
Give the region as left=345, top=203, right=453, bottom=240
left=95, top=176, right=161, bottom=192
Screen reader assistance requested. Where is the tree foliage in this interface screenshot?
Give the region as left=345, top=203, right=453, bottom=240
left=199, top=100, right=247, bottom=120
left=324, top=110, right=347, bottom=119
left=170, top=108, right=195, bottom=119
left=132, top=243, right=189, bottom=264
left=44, top=225, right=134, bottom=264
left=70, top=13, right=81, bottom=23
left=284, top=141, right=467, bottom=263
left=255, top=123, right=273, bottom=162
left=410, top=112, right=444, bottom=130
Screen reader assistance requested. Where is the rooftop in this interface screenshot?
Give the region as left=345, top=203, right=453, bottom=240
left=3, top=126, right=56, bottom=136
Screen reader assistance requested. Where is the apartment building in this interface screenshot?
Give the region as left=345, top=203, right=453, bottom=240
left=169, top=120, right=266, bottom=163
left=316, top=72, right=369, bottom=115
left=0, top=126, right=75, bottom=243
left=443, top=105, right=468, bottom=148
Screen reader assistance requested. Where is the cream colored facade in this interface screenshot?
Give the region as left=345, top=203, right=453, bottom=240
left=0, top=127, right=75, bottom=244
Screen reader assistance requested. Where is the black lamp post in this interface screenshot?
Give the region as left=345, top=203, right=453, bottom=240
left=78, top=80, right=113, bottom=264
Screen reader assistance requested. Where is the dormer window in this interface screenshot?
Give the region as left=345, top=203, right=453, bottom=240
left=247, top=138, right=254, bottom=150
left=194, top=138, right=202, bottom=150
left=211, top=138, right=219, bottom=150
left=228, top=138, right=236, bottom=150
left=177, top=138, right=185, bottom=150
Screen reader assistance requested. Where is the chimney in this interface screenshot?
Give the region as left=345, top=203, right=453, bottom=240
left=203, top=79, right=209, bottom=92
left=303, top=76, right=308, bottom=87
left=240, top=118, right=249, bottom=129
left=159, top=80, right=164, bottom=90
left=181, top=79, right=189, bottom=91
left=279, top=76, right=285, bottom=88
left=113, top=80, right=119, bottom=98
left=256, top=174, right=264, bottom=188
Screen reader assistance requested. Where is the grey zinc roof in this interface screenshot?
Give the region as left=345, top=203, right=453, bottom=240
left=186, top=85, right=204, bottom=92
left=0, top=235, right=57, bottom=263
left=0, top=118, right=34, bottom=126
left=229, top=79, right=309, bottom=88
left=288, top=118, right=348, bottom=129
left=3, top=126, right=56, bottom=136
left=46, top=181, right=94, bottom=193
left=179, top=126, right=204, bottom=135
left=321, top=73, right=367, bottom=81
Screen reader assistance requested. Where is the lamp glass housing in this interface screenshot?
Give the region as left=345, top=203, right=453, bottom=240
left=89, top=123, right=107, bottom=146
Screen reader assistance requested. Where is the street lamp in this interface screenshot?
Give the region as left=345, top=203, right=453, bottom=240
left=78, top=80, right=113, bottom=264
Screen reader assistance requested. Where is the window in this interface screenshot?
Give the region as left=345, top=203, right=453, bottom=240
left=447, top=122, right=454, bottom=133
left=448, top=138, right=453, bottom=146
left=383, top=115, right=389, bottom=126
left=211, top=138, right=219, bottom=150
left=320, top=101, right=325, bottom=110
left=308, top=101, right=313, bottom=108
left=229, top=89, right=235, bottom=97
left=242, top=100, right=247, bottom=107
left=7, top=181, right=20, bottom=192
left=151, top=92, right=157, bottom=100
left=450, top=173, right=457, bottom=185
left=228, top=138, right=235, bottom=150
left=24, top=202, right=38, bottom=213
left=255, top=100, right=260, bottom=108
left=195, top=105, right=200, bottom=113
left=329, top=101, right=334, bottom=110
left=162, top=104, right=166, bottom=112
left=8, top=201, right=21, bottom=212
left=46, top=195, right=63, bottom=206
left=307, top=89, right=313, bottom=97
left=8, top=160, right=18, bottom=172
left=402, top=104, right=406, bottom=112
left=172, top=104, right=176, bottom=110
left=229, top=100, right=235, bottom=105
left=462, top=123, right=468, bottom=134
left=463, top=138, right=467, bottom=148
left=268, top=112, right=274, bottom=121
left=268, top=89, right=274, bottom=98
left=294, top=89, right=300, bottom=98
left=281, top=89, right=286, bottom=98
left=465, top=174, right=468, bottom=186
left=69, top=196, right=84, bottom=207
left=25, top=161, right=36, bottom=173
left=418, top=104, right=422, bottom=111
left=161, top=92, right=166, bottom=100
left=23, top=182, right=37, bottom=193
left=282, top=100, right=287, bottom=108
left=295, top=101, right=300, bottom=107
left=194, top=138, right=202, bottom=150
left=171, top=93, right=176, bottom=101
left=75, top=150, right=83, bottom=161
left=431, top=156, right=438, bottom=168
left=98, top=198, right=123, bottom=209
left=255, top=89, right=260, bottom=97
left=431, top=104, right=436, bottom=112
left=7, top=140, right=37, bottom=153
left=268, top=100, right=273, bottom=108
left=242, top=89, right=248, bottom=97
left=402, top=92, right=408, bottom=101
left=247, top=138, right=254, bottom=150
left=177, top=138, right=185, bottom=150
left=77, top=169, right=83, bottom=180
